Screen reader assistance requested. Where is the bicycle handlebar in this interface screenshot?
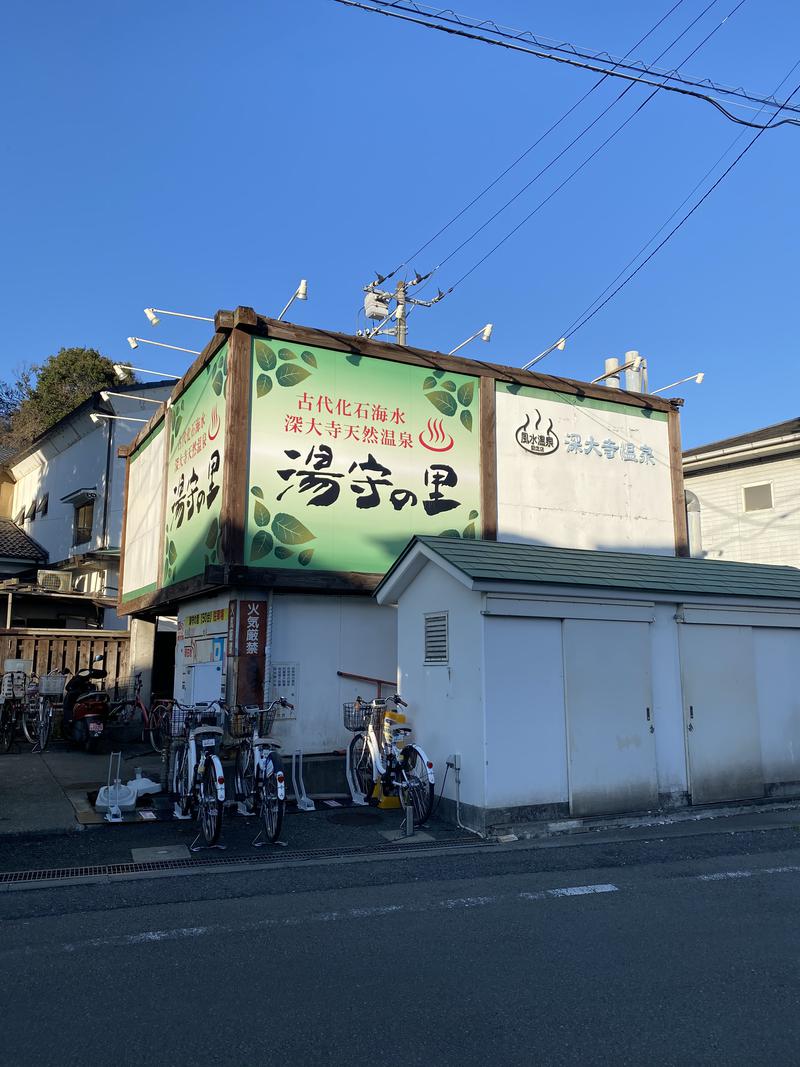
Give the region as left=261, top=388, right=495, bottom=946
left=354, top=693, right=407, bottom=708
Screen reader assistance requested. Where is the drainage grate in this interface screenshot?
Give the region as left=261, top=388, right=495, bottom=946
left=0, top=835, right=485, bottom=885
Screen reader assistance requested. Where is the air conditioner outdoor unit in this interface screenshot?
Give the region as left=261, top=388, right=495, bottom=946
left=37, top=570, right=73, bottom=593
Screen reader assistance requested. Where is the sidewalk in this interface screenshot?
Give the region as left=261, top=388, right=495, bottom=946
left=3, top=745, right=800, bottom=863
left=0, top=745, right=165, bottom=836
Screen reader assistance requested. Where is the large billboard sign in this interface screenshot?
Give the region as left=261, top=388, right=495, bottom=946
left=121, top=422, right=165, bottom=602
left=246, top=339, right=481, bottom=574
left=163, top=344, right=228, bottom=586
left=496, top=382, right=675, bottom=554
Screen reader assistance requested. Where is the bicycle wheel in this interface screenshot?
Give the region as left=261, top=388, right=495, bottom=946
left=199, top=759, right=223, bottom=845
left=0, top=705, right=13, bottom=754
left=234, top=742, right=254, bottom=805
left=21, top=705, right=38, bottom=745
left=147, top=703, right=167, bottom=753
left=398, top=745, right=434, bottom=826
left=37, top=700, right=52, bottom=752
left=172, top=743, right=192, bottom=816
left=258, top=754, right=284, bottom=843
left=348, top=732, right=374, bottom=799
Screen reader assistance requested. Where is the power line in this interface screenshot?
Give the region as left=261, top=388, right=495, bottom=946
left=388, top=0, right=691, bottom=277
left=559, top=58, right=800, bottom=339
left=341, top=0, right=800, bottom=119
left=442, top=0, right=747, bottom=293
left=561, top=73, right=800, bottom=341
left=333, top=0, right=800, bottom=130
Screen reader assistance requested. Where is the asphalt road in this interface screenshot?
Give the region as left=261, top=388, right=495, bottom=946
left=2, top=830, right=800, bottom=1066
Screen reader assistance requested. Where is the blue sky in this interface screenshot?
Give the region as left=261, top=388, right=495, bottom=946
left=0, top=0, right=797, bottom=448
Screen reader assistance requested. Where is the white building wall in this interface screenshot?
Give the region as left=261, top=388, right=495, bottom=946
left=482, top=615, right=569, bottom=810
left=268, top=594, right=397, bottom=753
left=651, top=605, right=689, bottom=800
left=12, top=428, right=108, bottom=561
left=496, top=387, right=676, bottom=555
left=753, top=627, right=800, bottom=788
left=174, top=591, right=397, bottom=754
left=10, top=391, right=170, bottom=565
left=395, top=563, right=486, bottom=812
left=684, top=454, right=800, bottom=567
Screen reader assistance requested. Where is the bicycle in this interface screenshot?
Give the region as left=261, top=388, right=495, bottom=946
left=232, top=699, right=291, bottom=845
left=106, top=674, right=164, bottom=753
left=20, top=677, right=41, bottom=747
left=168, top=701, right=226, bottom=848
left=345, top=694, right=435, bottom=827
left=0, top=671, right=29, bottom=753
left=22, top=672, right=65, bottom=752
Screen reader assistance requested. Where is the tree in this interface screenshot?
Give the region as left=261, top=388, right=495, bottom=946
left=0, top=348, right=131, bottom=450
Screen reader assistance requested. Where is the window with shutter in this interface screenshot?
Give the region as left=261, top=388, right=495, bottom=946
left=424, top=612, right=448, bottom=664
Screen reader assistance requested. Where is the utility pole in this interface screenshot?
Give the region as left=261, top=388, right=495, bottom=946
left=360, top=271, right=446, bottom=345
left=395, top=280, right=407, bottom=346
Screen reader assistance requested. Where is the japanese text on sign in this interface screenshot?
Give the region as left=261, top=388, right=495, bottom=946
left=564, top=434, right=656, bottom=465
left=277, top=445, right=462, bottom=514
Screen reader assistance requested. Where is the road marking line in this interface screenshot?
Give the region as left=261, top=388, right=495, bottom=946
left=520, top=883, right=619, bottom=900
left=548, top=884, right=619, bottom=897
left=698, top=871, right=753, bottom=881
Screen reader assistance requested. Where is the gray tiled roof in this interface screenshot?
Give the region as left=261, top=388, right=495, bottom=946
left=0, top=520, right=47, bottom=562
left=399, top=537, right=800, bottom=601
left=684, top=416, right=800, bottom=458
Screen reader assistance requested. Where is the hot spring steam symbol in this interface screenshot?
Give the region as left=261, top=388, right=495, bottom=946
left=515, top=409, right=559, bottom=455
left=419, top=417, right=454, bottom=452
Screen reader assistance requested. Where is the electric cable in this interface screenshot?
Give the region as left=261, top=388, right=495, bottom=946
left=342, top=0, right=800, bottom=118
left=386, top=0, right=691, bottom=279
left=333, top=0, right=800, bottom=129
left=559, top=74, right=800, bottom=342
left=559, top=58, right=800, bottom=340
left=442, top=0, right=747, bottom=294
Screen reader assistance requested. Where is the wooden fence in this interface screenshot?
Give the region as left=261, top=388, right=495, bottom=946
left=0, top=629, right=130, bottom=684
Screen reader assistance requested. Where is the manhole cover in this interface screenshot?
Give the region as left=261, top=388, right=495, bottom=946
left=326, top=810, right=382, bottom=827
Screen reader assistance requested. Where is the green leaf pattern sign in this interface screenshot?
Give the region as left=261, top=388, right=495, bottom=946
left=163, top=344, right=228, bottom=585
left=247, top=339, right=481, bottom=573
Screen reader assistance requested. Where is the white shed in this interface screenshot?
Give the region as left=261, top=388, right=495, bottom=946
left=376, top=537, right=800, bottom=833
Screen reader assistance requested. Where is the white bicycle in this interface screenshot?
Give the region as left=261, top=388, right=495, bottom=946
left=169, top=701, right=226, bottom=848
left=232, top=699, right=290, bottom=845
left=345, top=694, right=435, bottom=827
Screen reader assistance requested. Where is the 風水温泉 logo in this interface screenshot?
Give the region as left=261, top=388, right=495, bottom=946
left=515, top=410, right=559, bottom=455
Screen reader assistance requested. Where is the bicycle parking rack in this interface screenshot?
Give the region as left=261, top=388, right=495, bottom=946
left=103, top=753, right=124, bottom=824
left=345, top=742, right=368, bottom=807
left=291, top=750, right=315, bottom=811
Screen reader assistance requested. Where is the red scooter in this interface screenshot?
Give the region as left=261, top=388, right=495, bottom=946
left=61, top=662, right=110, bottom=753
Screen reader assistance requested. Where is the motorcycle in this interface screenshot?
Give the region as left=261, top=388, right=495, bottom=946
left=61, top=660, right=110, bottom=753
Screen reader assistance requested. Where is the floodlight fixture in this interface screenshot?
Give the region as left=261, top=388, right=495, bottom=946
left=521, top=337, right=567, bottom=371
left=277, top=279, right=309, bottom=321
left=144, top=307, right=214, bottom=326
left=100, top=390, right=163, bottom=404
left=591, top=355, right=643, bottom=385
left=126, top=337, right=200, bottom=355
left=113, top=363, right=180, bottom=382
left=448, top=323, right=494, bottom=356
left=651, top=372, right=705, bottom=395
left=90, top=412, right=148, bottom=425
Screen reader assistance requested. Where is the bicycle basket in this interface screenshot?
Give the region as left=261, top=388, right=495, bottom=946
left=38, top=674, right=67, bottom=697
left=167, top=703, right=224, bottom=738
left=228, top=707, right=257, bottom=739
left=107, top=678, right=139, bottom=702
left=229, top=704, right=280, bottom=738
left=343, top=701, right=372, bottom=732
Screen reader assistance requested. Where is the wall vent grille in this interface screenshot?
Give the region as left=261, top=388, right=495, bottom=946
left=424, top=613, right=448, bottom=664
